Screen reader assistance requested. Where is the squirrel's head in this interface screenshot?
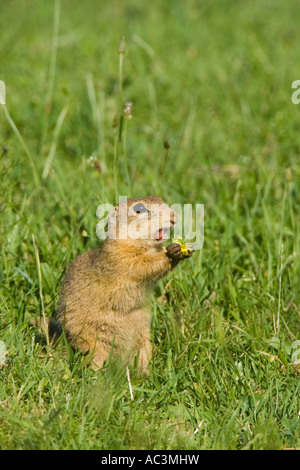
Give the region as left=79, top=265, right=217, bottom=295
left=106, top=196, right=178, bottom=245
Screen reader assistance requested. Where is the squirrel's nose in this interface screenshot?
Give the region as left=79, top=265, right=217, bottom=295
left=170, top=211, right=178, bottom=225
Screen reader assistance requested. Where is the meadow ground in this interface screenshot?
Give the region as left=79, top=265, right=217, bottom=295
left=0, top=0, right=299, bottom=450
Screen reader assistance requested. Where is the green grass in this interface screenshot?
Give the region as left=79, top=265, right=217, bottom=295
left=0, top=0, right=300, bottom=450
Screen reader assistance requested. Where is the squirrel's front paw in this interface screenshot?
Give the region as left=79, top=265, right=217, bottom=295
left=166, top=243, right=184, bottom=260
left=166, top=242, right=194, bottom=260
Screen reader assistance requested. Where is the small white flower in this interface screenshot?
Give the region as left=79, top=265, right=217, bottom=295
left=123, top=101, right=133, bottom=119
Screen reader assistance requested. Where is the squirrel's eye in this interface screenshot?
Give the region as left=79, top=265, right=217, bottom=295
left=132, top=203, right=148, bottom=214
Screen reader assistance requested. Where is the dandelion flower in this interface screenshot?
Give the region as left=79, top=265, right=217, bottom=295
left=173, top=237, right=195, bottom=257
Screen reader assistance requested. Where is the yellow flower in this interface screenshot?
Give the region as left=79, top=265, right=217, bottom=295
left=64, top=374, right=70, bottom=379
left=173, top=238, right=194, bottom=257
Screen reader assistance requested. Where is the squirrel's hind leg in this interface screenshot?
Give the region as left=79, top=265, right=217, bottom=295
left=137, top=340, right=152, bottom=375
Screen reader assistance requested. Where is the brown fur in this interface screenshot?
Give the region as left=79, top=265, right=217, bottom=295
left=58, top=196, right=192, bottom=373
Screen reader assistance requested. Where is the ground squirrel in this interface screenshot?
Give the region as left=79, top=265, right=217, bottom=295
left=58, top=196, right=193, bottom=373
